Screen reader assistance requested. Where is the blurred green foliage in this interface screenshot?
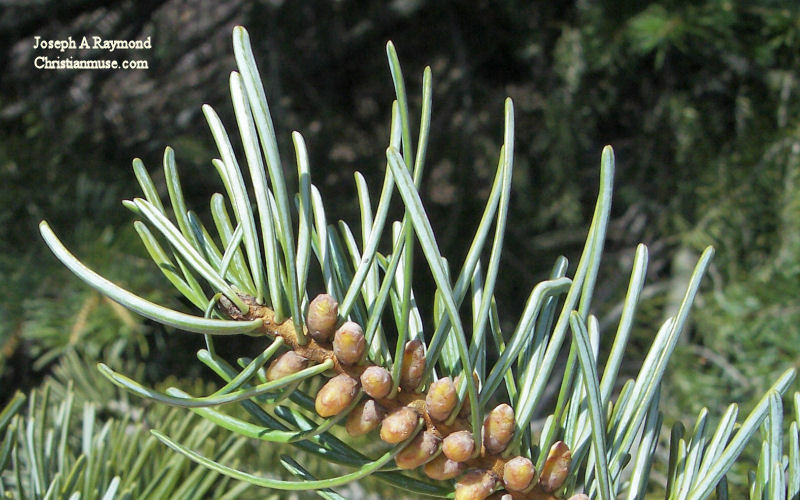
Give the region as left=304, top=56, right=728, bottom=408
left=0, top=353, right=261, bottom=499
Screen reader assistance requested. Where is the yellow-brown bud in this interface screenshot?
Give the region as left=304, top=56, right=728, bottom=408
left=455, top=469, right=497, bottom=500
left=486, top=495, right=516, bottom=500
left=395, top=430, right=441, bottom=469
left=266, top=351, right=308, bottom=381
left=360, top=365, right=392, bottom=399
left=306, top=293, right=339, bottom=342
left=442, top=430, right=475, bottom=462
left=380, top=406, right=419, bottom=444
left=333, top=321, right=366, bottom=365
left=503, top=456, right=535, bottom=491
left=426, top=376, right=457, bottom=421
left=423, top=453, right=464, bottom=480
left=488, top=494, right=525, bottom=500
left=483, top=403, right=514, bottom=454
left=314, top=373, right=358, bottom=417
left=538, top=441, right=571, bottom=493
left=345, top=399, right=385, bottom=436
left=524, top=490, right=558, bottom=500
left=400, top=339, right=425, bottom=391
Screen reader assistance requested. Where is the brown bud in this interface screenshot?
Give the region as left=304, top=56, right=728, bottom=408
left=314, top=373, right=358, bottom=417
left=395, top=431, right=441, bottom=469
left=380, top=406, right=419, bottom=444
left=522, top=489, right=558, bottom=500
left=333, top=321, right=366, bottom=365
left=538, top=441, right=571, bottom=493
left=503, top=456, right=535, bottom=491
left=426, top=377, right=457, bottom=421
left=400, top=339, right=425, bottom=391
left=306, top=294, right=339, bottom=342
left=455, top=469, right=497, bottom=500
left=424, top=453, right=465, bottom=480
left=345, top=399, right=385, bottom=437
left=360, top=365, right=392, bottom=399
left=483, top=403, right=515, bottom=454
left=266, top=351, right=308, bottom=381
left=442, top=430, right=476, bottom=462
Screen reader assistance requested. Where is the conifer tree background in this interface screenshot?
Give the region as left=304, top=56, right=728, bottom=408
left=1, top=1, right=799, bottom=497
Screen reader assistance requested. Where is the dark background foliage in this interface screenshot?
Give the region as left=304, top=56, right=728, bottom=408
left=1, top=0, right=799, bottom=493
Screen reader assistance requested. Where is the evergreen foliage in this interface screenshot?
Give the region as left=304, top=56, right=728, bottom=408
left=17, top=25, right=800, bottom=498
left=2, top=2, right=800, bottom=498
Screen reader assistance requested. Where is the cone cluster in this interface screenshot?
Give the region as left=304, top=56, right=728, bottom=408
left=254, top=293, right=577, bottom=499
